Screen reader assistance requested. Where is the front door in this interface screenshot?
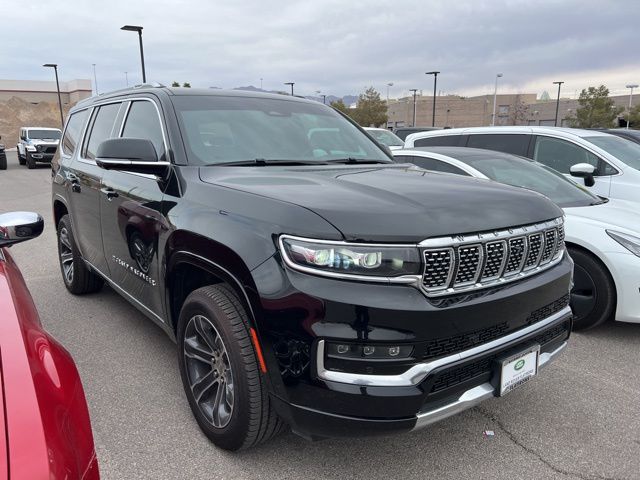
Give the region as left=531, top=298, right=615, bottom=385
left=100, top=99, right=170, bottom=321
left=532, top=135, right=612, bottom=197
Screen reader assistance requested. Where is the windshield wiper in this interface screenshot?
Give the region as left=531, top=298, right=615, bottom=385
left=324, top=157, right=391, bottom=164
left=213, top=159, right=330, bottom=166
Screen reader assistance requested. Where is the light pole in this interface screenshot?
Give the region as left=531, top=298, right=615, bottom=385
left=43, top=64, right=64, bottom=128
left=92, top=63, right=98, bottom=95
left=491, top=73, right=503, bottom=126
left=553, top=81, right=564, bottom=126
left=425, top=71, right=439, bottom=127
left=409, top=89, right=418, bottom=126
left=260, top=78, right=263, bottom=89
left=321, top=94, right=327, bottom=104
left=120, top=25, right=146, bottom=83
left=386, top=82, right=394, bottom=102
left=125, top=71, right=129, bottom=86
left=626, top=84, right=638, bottom=129
left=284, top=82, right=295, bottom=95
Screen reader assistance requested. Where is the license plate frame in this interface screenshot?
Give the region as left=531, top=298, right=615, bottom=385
left=497, top=344, right=540, bottom=396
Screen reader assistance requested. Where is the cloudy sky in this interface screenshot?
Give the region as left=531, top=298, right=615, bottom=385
left=3, top=0, right=639, bottom=100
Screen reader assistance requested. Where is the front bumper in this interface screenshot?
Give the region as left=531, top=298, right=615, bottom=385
left=28, top=151, right=55, bottom=162
left=253, top=253, right=574, bottom=439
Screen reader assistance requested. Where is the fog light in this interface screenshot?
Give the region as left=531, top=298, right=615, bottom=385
left=388, top=346, right=400, bottom=357
left=363, top=346, right=375, bottom=356
left=336, top=344, right=349, bottom=354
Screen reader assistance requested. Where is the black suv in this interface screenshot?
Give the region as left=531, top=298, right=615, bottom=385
left=52, top=86, right=573, bottom=450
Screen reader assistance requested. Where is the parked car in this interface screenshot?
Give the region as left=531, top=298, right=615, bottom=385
left=363, top=127, right=404, bottom=150
left=17, top=127, right=62, bottom=169
left=393, top=126, right=440, bottom=140
left=0, top=211, right=99, bottom=479
left=52, top=86, right=572, bottom=450
left=594, top=128, right=640, bottom=145
left=404, top=126, right=640, bottom=203
left=394, top=146, right=640, bottom=330
left=0, top=135, right=6, bottom=170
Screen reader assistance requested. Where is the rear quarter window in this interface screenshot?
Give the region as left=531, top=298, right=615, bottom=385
left=413, top=135, right=463, bottom=147
left=61, top=109, right=89, bottom=156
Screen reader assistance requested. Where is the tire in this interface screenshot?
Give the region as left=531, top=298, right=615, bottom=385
left=17, top=149, right=26, bottom=165
left=26, top=151, right=36, bottom=169
left=177, top=284, right=285, bottom=450
left=568, top=246, right=615, bottom=330
left=57, top=215, right=104, bottom=294
left=0, top=154, right=6, bottom=170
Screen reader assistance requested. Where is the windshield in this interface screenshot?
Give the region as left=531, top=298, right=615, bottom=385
left=27, top=129, right=61, bottom=140
left=583, top=135, right=640, bottom=171
left=367, top=129, right=404, bottom=147
left=463, top=155, right=602, bottom=208
left=171, top=95, right=391, bottom=165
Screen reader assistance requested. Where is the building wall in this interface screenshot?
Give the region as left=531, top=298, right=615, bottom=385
left=0, top=79, right=92, bottom=105
left=388, top=92, right=637, bottom=129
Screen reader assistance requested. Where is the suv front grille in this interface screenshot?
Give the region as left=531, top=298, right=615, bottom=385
left=420, top=218, right=565, bottom=297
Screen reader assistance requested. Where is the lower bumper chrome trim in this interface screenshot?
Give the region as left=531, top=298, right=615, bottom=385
left=412, top=340, right=567, bottom=430
left=317, top=305, right=571, bottom=387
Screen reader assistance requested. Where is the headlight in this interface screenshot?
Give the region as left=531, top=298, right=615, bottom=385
left=606, top=230, right=640, bottom=257
left=26, top=145, right=37, bottom=152
left=279, top=235, right=421, bottom=279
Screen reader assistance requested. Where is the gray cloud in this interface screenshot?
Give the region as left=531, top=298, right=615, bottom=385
left=2, top=0, right=638, bottom=99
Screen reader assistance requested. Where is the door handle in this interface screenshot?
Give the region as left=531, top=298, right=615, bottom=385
left=66, top=172, right=81, bottom=193
left=100, top=187, right=119, bottom=201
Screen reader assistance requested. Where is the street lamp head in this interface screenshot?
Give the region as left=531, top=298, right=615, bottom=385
left=553, top=81, right=564, bottom=85
left=627, top=84, right=639, bottom=89
left=42, top=63, right=57, bottom=68
left=425, top=71, right=440, bottom=75
left=496, top=73, right=503, bottom=78
left=121, top=25, right=143, bottom=32
left=387, top=82, right=394, bottom=87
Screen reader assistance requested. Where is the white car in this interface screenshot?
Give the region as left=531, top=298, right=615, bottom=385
left=17, top=127, right=62, bottom=169
left=364, top=127, right=404, bottom=150
left=394, top=146, right=640, bottom=330
left=404, top=126, right=640, bottom=203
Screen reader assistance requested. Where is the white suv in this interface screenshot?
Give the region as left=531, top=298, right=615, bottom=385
left=17, top=127, right=62, bottom=169
left=405, top=126, right=640, bottom=202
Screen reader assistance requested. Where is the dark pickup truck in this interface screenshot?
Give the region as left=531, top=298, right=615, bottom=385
left=52, top=86, right=573, bottom=450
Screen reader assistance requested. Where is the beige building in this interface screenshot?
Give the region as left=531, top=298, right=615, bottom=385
left=0, top=78, right=92, bottom=105
left=387, top=92, right=636, bottom=129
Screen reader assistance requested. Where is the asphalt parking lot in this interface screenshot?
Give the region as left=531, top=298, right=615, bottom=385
left=1, top=150, right=639, bottom=480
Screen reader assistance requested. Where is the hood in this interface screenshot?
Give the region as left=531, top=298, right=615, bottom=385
left=564, top=198, right=640, bottom=235
left=199, top=164, right=563, bottom=242
left=29, top=139, right=59, bottom=146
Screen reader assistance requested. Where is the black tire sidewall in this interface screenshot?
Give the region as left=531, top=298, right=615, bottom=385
left=177, top=288, right=257, bottom=450
left=568, top=246, right=615, bottom=330
left=26, top=152, right=35, bottom=169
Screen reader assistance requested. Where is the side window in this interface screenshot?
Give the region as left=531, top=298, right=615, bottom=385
left=400, top=155, right=469, bottom=175
left=466, top=134, right=529, bottom=156
left=533, top=136, right=601, bottom=175
left=84, top=103, right=121, bottom=159
left=121, top=101, right=165, bottom=161
left=61, top=109, right=89, bottom=156
left=413, top=135, right=462, bottom=147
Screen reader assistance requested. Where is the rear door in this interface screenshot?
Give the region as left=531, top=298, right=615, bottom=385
left=67, top=103, right=123, bottom=274
left=531, top=135, right=612, bottom=197
left=99, top=98, right=170, bottom=321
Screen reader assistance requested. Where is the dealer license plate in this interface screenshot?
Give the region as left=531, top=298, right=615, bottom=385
left=498, top=344, right=540, bottom=396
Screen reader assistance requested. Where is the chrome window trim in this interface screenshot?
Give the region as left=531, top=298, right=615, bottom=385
left=316, top=305, right=571, bottom=387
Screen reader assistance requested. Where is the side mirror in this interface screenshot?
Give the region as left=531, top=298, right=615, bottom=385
left=95, top=138, right=170, bottom=176
left=0, top=212, right=44, bottom=247
left=570, top=163, right=596, bottom=187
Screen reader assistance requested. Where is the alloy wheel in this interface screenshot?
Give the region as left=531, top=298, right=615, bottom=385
left=59, top=226, right=74, bottom=284
left=183, top=315, right=234, bottom=428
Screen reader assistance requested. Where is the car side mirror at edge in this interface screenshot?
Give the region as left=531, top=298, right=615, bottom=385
left=569, top=163, right=596, bottom=187
left=95, top=138, right=170, bottom=177
left=0, top=212, right=44, bottom=247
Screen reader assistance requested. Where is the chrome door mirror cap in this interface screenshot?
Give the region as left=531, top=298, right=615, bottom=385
left=0, top=212, right=44, bottom=247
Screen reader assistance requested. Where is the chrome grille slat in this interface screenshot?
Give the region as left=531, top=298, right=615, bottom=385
left=420, top=218, right=565, bottom=297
